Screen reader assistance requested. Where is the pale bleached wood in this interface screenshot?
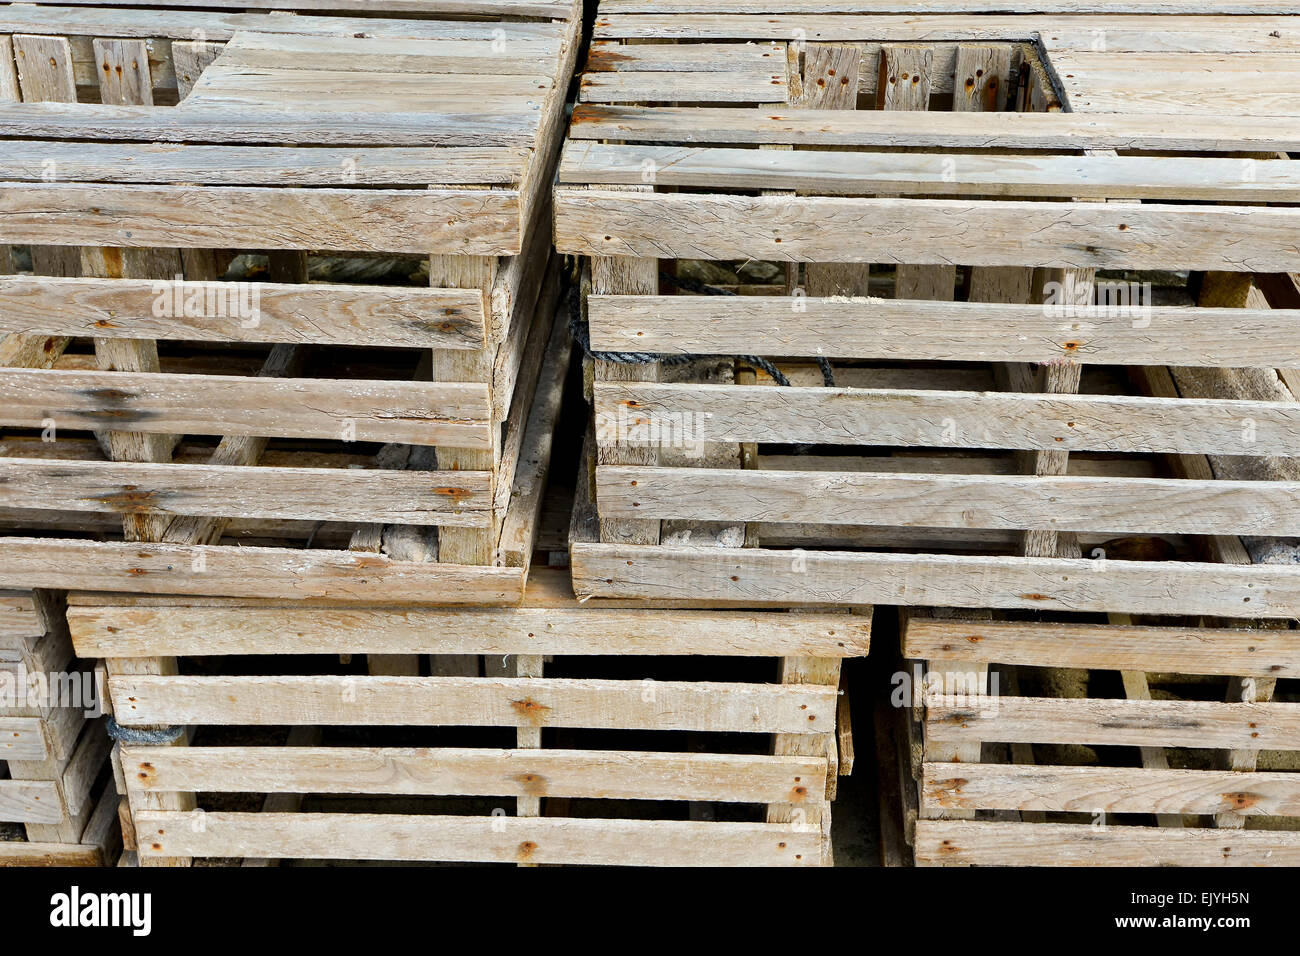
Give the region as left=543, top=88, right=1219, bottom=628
left=10, top=0, right=574, bottom=14
left=124, top=746, right=827, bottom=805
left=136, top=811, right=822, bottom=866
left=0, top=841, right=103, bottom=866
left=0, top=780, right=63, bottom=824
left=0, top=276, right=485, bottom=349
left=3, top=183, right=523, bottom=256
left=594, top=382, right=1300, bottom=456
left=595, top=466, right=1300, bottom=536
left=902, top=617, right=1300, bottom=678
left=580, top=69, right=787, bottom=103
left=110, top=675, right=839, bottom=733
left=557, top=190, right=1300, bottom=270
left=0, top=538, right=525, bottom=602
left=92, top=38, right=153, bottom=106
left=169, top=39, right=223, bottom=100
left=0, top=368, right=491, bottom=447
left=916, top=819, right=1300, bottom=866
left=588, top=296, right=1300, bottom=366
left=216, top=32, right=566, bottom=76
left=571, top=543, right=1300, bottom=616
left=0, top=457, right=493, bottom=527
left=926, top=694, right=1300, bottom=750
left=0, top=717, right=47, bottom=761
left=567, top=104, right=1300, bottom=152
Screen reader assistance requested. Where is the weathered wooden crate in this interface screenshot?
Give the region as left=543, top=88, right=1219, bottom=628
left=65, top=558, right=868, bottom=867
left=900, top=609, right=1300, bottom=866
left=0, top=0, right=581, bottom=602
left=1, top=588, right=120, bottom=866
left=555, top=7, right=1300, bottom=613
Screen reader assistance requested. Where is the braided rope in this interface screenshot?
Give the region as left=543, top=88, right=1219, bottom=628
left=106, top=716, right=186, bottom=745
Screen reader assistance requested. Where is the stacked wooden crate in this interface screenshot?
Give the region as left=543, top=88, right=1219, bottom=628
left=0, top=0, right=581, bottom=603
left=1, top=589, right=119, bottom=866
left=557, top=5, right=1300, bottom=865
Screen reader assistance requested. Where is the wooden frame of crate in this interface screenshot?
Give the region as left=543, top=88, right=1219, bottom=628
left=1, top=588, right=120, bottom=866
left=0, top=0, right=581, bottom=603
left=900, top=609, right=1300, bottom=866
left=555, top=7, right=1300, bottom=613
left=66, top=558, right=867, bottom=867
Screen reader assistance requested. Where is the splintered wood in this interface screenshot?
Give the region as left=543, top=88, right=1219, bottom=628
left=0, top=0, right=583, bottom=602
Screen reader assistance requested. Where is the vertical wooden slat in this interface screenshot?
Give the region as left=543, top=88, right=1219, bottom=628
left=171, top=39, right=223, bottom=100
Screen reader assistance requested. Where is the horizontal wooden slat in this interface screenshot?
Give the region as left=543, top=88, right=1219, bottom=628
left=571, top=543, right=1300, bottom=617
left=0, top=368, right=490, bottom=447
left=589, top=296, right=1300, bottom=367
left=567, top=104, right=1300, bottom=152
left=580, top=69, right=786, bottom=102
left=562, top=142, right=1300, bottom=202
left=556, top=191, right=1300, bottom=270
left=0, top=141, right=527, bottom=186
left=585, top=38, right=785, bottom=71
left=903, top=617, right=1300, bottom=678
left=67, top=603, right=868, bottom=658
left=0, top=276, right=485, bottom=349
left=0, top=538, right=525, bottom=603
left=0, top=103, right=541, bottom=147
left=594, top=382, right=1300, bottom=456
left=915, top=820, right=1300, bottom=866
left=124, top=746, right=827, bottom=804
left=597, top=2, right=1296, bottom=12
left=597, top=466, right=1300, bottom=536
left=0, top=717, right=48, bottom=761
left=10, top=0, right=575, bottom=13
left=0, top=841, right=103, bottom=866
left=136, top=811, right=822, bottom=865
left=1, top=183, right=522, bottom=256
left=925, top=695, right=1300, bottom=750
left=0, top=458, right=492, bottom=527
left=923, top=763, right=1300, bottom=816
left=110, top=675, right=838, bottom=733
left=217, top=32, right=567, bottom=75
left=0, top=779, right=64, bottom=824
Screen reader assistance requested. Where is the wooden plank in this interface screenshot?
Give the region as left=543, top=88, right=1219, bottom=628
left=124, top=746, right=827, bottom=805
left=0, top=716, right=48, bottom=760
left=905, top=617, right=1300, bottom=678
left=0, top=538, right=525, bottom=602
left=0, top=276, right=485, bottom=349
left=67, top=601, right=868, bottom=659
left=915, top=820, right=1300, bottom=866
left=135, top=811, right=823, bottom=866
left=597, top=2, right=1300, bottom=12
left=561, top=142, right=1300, bottom=201
left=594, top=382, right=1300, bottom=456
left=0, top=141, right=526, bottom=187
left=588, top=296, right=1300, bottom=367
left=0, top=841, right=103, bottom=867
left=10, top=1, right=575, bottom=13
left=0, top=368, right=491, bottom=447
left=566, top=104, right=1300, bottom=152
left=923, top=763, right=1300, bottom=816
left=926, top=695, right=1300, bottom=750
left=110, top=675, right=839, bottom=733
left=216, top=33, right=566, bottom=76
left=581, top=69, right=786, bottom=103
left=0, top=779, right=64, bottom=824
left=93, top=38, right=154, bottom=107
left=170, top=40, right=224, bottom=100
left=571, top=544, right=1300, bottom=617
left=0, top=457, right=493, bottom=527
left=557, top=191, right=1300, bottom=270
left=11, top=35, right=77, bottom=102
left=596, top=466, right=1300, bottom=536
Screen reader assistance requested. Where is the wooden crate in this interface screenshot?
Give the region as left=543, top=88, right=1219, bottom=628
left=901, top=609, right=1300, bottom=866
left=65, top=561, right=869, bottom=866
left=1, top=589, right=120, bottom=866
left=0, top=0, right=581, bottom=602
left=555, top=8, right=1300, bottom=614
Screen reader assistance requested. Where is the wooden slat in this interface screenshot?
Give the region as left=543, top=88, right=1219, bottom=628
left=10, top=0, right=575, bottom=13
left=580, top=69, right=786, bottom=103
left=597, top=466, right=1300, bottom=536
left=556, top=190, right=1300, bottom=271
left=0, top=779, right=64, bottom=824
left=594, top=382, right=1300, bottom=456
left=0, top=841, right=103, bottom=866
left=124, top=746, right=827, bottom=805
left=915, top=820, right=1300, bottom=866
left=0, top=368, right=490, bottom=447
left=926, top=695, right=1300, bottom=750
left=216, top=32, right=567, bottom=75
left=135, top=811, right=822, bottom=866
left=571, top=543, right=1300, bottom=617
left=0, top=538, right=525, bottom=602
left=923, top=763, right=1300, bottom=816
left=1, top=184, right=523, bottom=256
left=110, top=675, right=839, bottom=733
left=904, top=617, right=1300, bottom=678
left=0, top=457, right=493, bottom=527
left=561, top=141, right=1300, bottom=201
left=566, top=104, right=1300, bottom=152
left=0, top=276, right=485, bottom=349
left=0, top=716, right=48, bottom=760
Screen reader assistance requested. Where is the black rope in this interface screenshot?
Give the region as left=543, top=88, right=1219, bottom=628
left=567, top=273, right=835, bottom=389
left=106, top=716, right=186, bottom=745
